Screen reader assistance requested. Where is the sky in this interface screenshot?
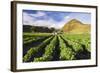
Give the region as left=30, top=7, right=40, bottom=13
left=23, top=10, right=91, bottom=29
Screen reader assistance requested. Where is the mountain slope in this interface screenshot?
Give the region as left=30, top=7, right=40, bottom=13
left=62, top=19, right=90, bottom=34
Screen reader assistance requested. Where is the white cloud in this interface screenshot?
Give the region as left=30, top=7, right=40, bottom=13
left=23, top=12, right=71, bottom=29
left=29, top=11, right=46, bottom=17
left=23, top=12, right=36, bottom=25
left=32, top=18, right=57, bottom=28
left=23, top=12, right=72, bottom=29
left=23, top=12, right=57, bottom=28
left=64, top=16, right=70, bottom=19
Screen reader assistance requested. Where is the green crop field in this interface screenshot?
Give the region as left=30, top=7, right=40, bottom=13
left=23, top=32, right=91, bottom=62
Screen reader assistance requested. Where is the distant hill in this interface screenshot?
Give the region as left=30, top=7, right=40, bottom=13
left=61, top=19, right=90, bottom=34
left=23, top=25, right=32, bottom=32
left=23, top=25, right=56, bottom=33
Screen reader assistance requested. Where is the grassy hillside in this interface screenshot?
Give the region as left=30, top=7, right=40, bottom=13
left=62, top=19, right=90, bottom=34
